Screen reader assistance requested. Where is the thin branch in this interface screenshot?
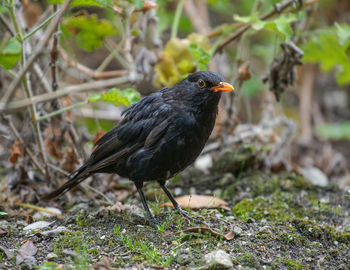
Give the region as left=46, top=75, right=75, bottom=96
left=214, top=0, right=319, bottom=54
left=59, top=48, right=129, bottom=79
left=35, top=101, right=88, bottom=122
left=0, top=13, right=15, bottom=36
left=0, top=0, right=72, bottom=111
left=13, top=2, right=48, bottom=173
left=5, top=74, right=142, bottom=112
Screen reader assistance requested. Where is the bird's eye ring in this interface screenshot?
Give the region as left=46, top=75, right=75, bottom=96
left=197, top=79, right=206, bottom=88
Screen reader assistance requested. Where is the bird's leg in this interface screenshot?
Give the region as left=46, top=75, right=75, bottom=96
left=159, top=182, right=191, bottom=223
left=135, top=183, right=157, bottom=226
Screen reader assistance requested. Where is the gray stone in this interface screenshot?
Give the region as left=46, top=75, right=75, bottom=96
left=204, top=249, right=233, bottom=269
left=233, top=226, right=243, bottom=236
left=46, top=252, right=58, bottom=261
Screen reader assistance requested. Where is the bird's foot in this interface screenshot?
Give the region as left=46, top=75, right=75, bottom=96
left=176, top=207, right=196, bottom=225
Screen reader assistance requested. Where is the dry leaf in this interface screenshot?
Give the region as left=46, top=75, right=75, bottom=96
left=88, top=256, right=115, bottom=270
left=45, top=140, right=62, bottom=159
left=160, top=194, right=228, bottom=210
left=16, top=240, right=37, bottom=265
left=238, top=64, right=251, bottom=81
left=62, top=147, right=79, bottom=173
left=0, top=229, right=7, bottom=235
left=180, top=226, right=235, bottom=241
left=9, top=139, right=24, bottom=164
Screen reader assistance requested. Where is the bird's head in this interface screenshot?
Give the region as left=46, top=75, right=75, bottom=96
left=174, top=71, right=234, bottom=107
left=187, top=71, right=234, bottom=94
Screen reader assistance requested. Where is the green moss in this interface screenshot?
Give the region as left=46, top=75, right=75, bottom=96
left=292, top=219, right=350, bottom=244
left=283, top=258, right=304, bottom=269
left=232, top=197, right=266, bottom=221
left=234, top=253, right=260, bottom=268
left=232, top=194, right=306, bottom=223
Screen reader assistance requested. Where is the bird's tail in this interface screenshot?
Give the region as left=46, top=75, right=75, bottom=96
left=41, top=165, right=90, bottom=200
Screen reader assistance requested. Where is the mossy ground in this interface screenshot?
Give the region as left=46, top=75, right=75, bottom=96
left=0, top=170, right=349, bottom=269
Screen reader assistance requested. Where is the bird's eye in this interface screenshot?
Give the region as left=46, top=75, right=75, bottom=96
left=197, top=79, right=206, bottom=88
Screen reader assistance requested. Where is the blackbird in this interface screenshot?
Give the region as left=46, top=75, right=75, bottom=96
left=42, top=71, right=234, bottom=224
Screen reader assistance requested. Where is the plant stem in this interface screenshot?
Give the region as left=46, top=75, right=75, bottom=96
left=36, top=101, right=88, bottom=122
left=10, top=1, right=48, bottom=171
left=5, top=75, right=142, bottom=111
left=171, top=0, right=185, bottom=39
left=23, top=8, right=61, bottom=41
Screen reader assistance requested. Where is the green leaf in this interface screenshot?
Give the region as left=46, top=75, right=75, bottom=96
left=302, top=26, right=350, bottom=85
left=233, top=12, right=259, bottom=23
left=253, top=14, right=297, bottom=41
left=0, top=37, right=21, bottom=70
left=335, top=23, right=350, bottom=47
left=189, top=43, right=211, bottom=71
left=235, top=12, right=297, bottom=41
left=88, top=88, right=140, bottom=107
left=62, top=14, right=116, bottom=51
left=0, top=211, right=7, bottom=216
left=315, top=122, right=350, bottom=140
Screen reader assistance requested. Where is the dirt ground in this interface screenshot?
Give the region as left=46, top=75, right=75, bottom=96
left=1, top=165, right=349, bottom=269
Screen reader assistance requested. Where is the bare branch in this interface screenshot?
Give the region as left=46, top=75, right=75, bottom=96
left=4, top=74, right=142, bottom=112
left=59, top=49, right=129, bottom=79
left=0, top=0, right=72, bottom=111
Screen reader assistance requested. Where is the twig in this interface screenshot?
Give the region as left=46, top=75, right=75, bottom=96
left=50, top=5, right=59, bottom=93
left=59, top=48, right=129, bottom=79
left=215, top=0, right=319, bottom=54
left=47, top=163, right=70, bottom=176
left=11, top=3, right=48, bottom=173
left=0, top=0, right=72, bottom=111
left=5, top=75, right=142, bottom=112
left=33, top=63, right=52, bottom=94
left=184, top=0, right=210, bottom=34
left=83, top=184, right=115, bottom=206
left=15, top=202, right=64, bottom=219
left=35, top=101, right=88, bottom=122
left=0, top=13, right=15, bottom=36
left=299, top=64, right=316, bottom=143
left=8, top=117, right=46, bottom=175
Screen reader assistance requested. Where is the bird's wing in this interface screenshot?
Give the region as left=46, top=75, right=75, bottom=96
left=85, top=92, right=172, bottom=172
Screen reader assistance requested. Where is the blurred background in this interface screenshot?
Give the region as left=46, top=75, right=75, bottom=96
left=1, top=0, right=350, bottom=204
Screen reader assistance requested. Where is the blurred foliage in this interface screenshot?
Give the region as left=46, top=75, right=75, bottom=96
left=0, top=37, right=21, bottom=70
left=302, top=23, right=350, bottom=85
left=89, top=88, right=140, bottom=107
left=242, top=75, right=264, bottom=97
left=234, top=13, right=298, bottom=41
left=61, top=14, right=116, bottom=51
left=154, top=33, right=211, bottom=87
left=316, top=122, right=350, bottom=140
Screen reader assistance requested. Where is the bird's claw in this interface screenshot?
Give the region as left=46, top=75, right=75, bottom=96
left=177, top=208, right=202, bottom=225
left=147, top=217, right=159, bottom=228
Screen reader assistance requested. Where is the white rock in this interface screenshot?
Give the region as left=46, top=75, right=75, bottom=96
left=195, top=154, right=213, bottom=171
left=204, top=249, right=233, bottom=269
left=299, top=166, right=329, bottom=187
left=33, top=207, right=62, bottom=220
left=23, top=221, right=52, bottom=232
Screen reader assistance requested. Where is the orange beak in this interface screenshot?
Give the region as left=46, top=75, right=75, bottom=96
left=211, top=82, right=234, bottom=92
